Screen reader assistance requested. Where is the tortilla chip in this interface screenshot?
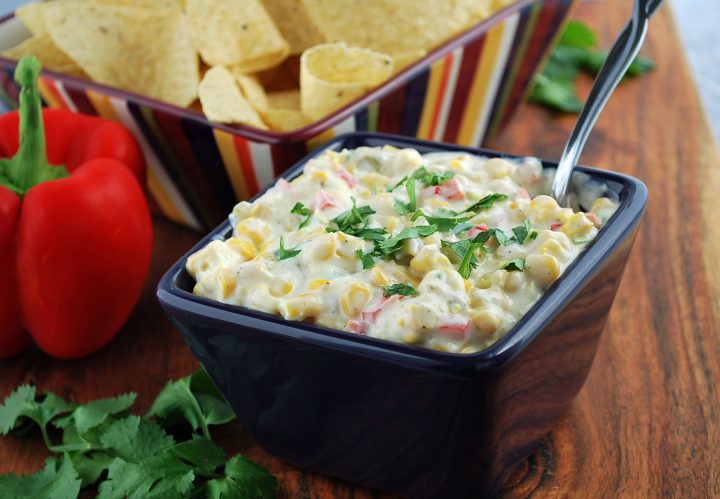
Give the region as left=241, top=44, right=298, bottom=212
left=260, top=0, right=325, bottom=54
left=232, top=72, right=269, bottom=111
left=392, top=49, right=427, bottom=73
left=261, top=89, right=306, bottom=131
left=186, top=0, right=289, bottom=72
left=15, top=3, right=48, bottom=36
left=2, top=34, right=84, bottom=77
left=300, top=43, right=393, bottom=121
left=300, top=0, right=471, bottom=55
left=256, top=55, right=300, bottom=92
left=42, top=1, right=198, bottom=107
left=199, top=65, right=268, bottom=128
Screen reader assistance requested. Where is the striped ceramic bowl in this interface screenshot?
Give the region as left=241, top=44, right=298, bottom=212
left=0, top=0, right=574, bottom=230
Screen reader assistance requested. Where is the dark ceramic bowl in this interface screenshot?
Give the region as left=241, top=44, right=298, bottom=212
left=157, top=132, right=647, bottom=498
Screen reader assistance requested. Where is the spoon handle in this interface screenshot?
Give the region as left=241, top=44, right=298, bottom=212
left=551, top=0, right=663, bottom=206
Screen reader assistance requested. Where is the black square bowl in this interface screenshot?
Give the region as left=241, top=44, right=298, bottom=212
left=157, top=132, right=647, bottom=498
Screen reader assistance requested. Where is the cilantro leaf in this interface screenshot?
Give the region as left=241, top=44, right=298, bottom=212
left=411, top=210, right=471, bottom=232
left=511, top=220, right=532, bottom=245
left=352, top=227, right=387, bottom=242
left=0, top=454, right=81, bottom=499
left=97, top=454, right=195, bottom=499
left=59, top=393, right=136, bottom=435
left=387, top=175, right=408, bottom=192
left=410, top=166, right=454, bottom=187
left=146, top=370, right=234, bottom=440
left=393, top=177, right=417, bottom=216
left=331, top=198, right=375, bottom=229
left=529, top=230, right=538, bottom=241
left=383, top=283, right=418, bottom=297
left=207, top=455, right=277, bottom=499
left=530, top=20, right=654, bottom=112
left=171, top=438, right=226, bottom=477
left=503, top=258, right=526, bottom=271
left=276, top=237, right=301, bottom=261
left=377, top=224, right=439, bottom=258
left=100, top=416, right=175, bottom=462
left=460, top=193, right=508, bottom=214
left=355, top=249, right=376, bottom=269
left=70, top=452, right=114, bottom=487
left=290, top=202, right=312, bottom=229
left=0, top=385, right=75, bottom=438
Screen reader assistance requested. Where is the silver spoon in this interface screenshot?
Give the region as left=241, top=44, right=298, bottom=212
left=551, top=0, right=664, bottom=206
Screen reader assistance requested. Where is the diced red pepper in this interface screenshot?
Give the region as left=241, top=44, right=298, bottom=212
left=439, top=315, right=472, bottom=335
left=467, top=224, right=489, bottom=239
left=550, top=223, right=563, bottom=231
left=586, top=213, right=599, bottom=225
left=361, top=295, right=397, bottom=323
left=337, top=167, right=357, bottom=187
left=516, top=188, right=530, bottom=200
left=310, top=189, right=338, bottom=211
left=346, top=320, right=368, bottom=335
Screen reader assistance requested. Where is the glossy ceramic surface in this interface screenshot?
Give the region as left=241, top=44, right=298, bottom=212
left=158, top=132, right=647, bottom=498
left=0, top=0, right=575, bottom=230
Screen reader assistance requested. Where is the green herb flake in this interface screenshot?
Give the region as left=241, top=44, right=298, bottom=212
left=529, top=230, right=538, bottom=240
left=290, top=202, right=312, bottom=229
left=460, top=193, right=508, bottom=214
left=378, top=224, right=439, bottom=258
left=412, top=210, right=471, bottom=232
left=355, top=249, right=376, bottom=269
left=411, top=166, right=454, bottom=187
left=393, top=177, right=417, bottom=216
left=276, top=237, right=301, bottom=261
left=383, top=283, right=419, bottom=297
left=503, top=258, right=526, bottom=271
left=511, top=220, right=532, bottom=245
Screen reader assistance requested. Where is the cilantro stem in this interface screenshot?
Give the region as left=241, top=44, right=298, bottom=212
left=49, top=441, right=104, bottom=454
left=39, top=424, right=54, bottom=451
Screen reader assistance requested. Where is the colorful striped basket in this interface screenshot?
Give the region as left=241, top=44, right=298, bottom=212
left=0, top=0, right=575, bottom=230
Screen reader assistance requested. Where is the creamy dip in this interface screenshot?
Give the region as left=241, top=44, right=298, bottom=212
left=186, top=146, right=617, bottom=353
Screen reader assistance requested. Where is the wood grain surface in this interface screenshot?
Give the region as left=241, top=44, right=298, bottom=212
left=1, top=1, right=719, bottom=497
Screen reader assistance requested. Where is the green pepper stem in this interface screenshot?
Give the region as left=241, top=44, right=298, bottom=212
left=0, top=56, right=68, bottom=196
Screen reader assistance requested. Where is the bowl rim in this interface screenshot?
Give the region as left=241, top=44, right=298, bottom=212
left=0, top=0, right=544, bottom=145
left=157, top=132, right=647, bottom=373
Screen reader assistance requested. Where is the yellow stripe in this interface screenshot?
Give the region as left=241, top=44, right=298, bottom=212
left=416, top=57, right=447, bottom=140
left=86, top=89, right=120, bottom=121
left=85, top=90, right=186, bottom=224
left=146, top=168, right=186, bottom=225
left=306, top=128, right=335, bottom=151
left=37, top=78, right=62, bottom=109
left=213, top=129, right=250, bottom=201
left=456, top=23, right=506, bottom=146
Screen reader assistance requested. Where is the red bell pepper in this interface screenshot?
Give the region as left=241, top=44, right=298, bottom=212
left=0, top=56, right=152, bottom=359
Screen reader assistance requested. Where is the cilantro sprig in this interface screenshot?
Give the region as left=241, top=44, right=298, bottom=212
left=529, top=20, right=654, bottom=112
left=277, top=236, right=301, bottom=261
left=290, top=202, right=312, bottom=229
left=383, top=283, right=418, bottom=297
left=503, top=258, right=526, bottom=271
left=0, top=370, right=276, bottom=498
left=328, top=197, right=387, bottom=242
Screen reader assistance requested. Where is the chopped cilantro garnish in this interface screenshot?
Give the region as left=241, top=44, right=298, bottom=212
left=378, top=225, right=439, bottom=258
left=393, top=177, right=417, bottom=216
left=529, top=230, right=538, bottom=240
left=511, top=220, right=532, bottom=245
left=387, top=175, right=408, bottom=192
left=441, top=239, right=488, bottom=279
left=383, top=283, right=418, bottom=297
left=411, top=166, right=454, bottom=187
left=411, top=210, right=471, bottom=232
left=452, top=222, right=475, bottom=235
left=503, top=258, right=526, bottom=271
left=329, top=198, right=385, bottom=241
left=352, top=227, right=388, bottom=242
left=460, top=193, right=508, bottom=214
left=276, top=237, right=301, bottom=261
left=572, top=236, right=593, bottom=245
left=290, top=202, right=312, bottom=229
left=355, top=249, right=376, bottom=269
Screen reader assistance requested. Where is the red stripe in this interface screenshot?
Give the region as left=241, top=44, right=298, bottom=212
left=41, top=78, right=69, bottom=110
left=442, top=37, right=485, bottom=143
left=232, top=136, right=260, bottom=194
left=428, top=53, right=455, bottom=138
left=270, top=142, right=308, bottom=178
left=376, top=83, right=406, bottom=133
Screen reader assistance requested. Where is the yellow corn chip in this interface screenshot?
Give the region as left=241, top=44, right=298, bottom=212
left=261, top=89, right=306, bottom=131
left=186, top=0, right=289, bottom=72
left=2, top=34, right=84, bottom=77
left=232, top=72, right=269, bottom=112
left=199, top=65, right=268, bottom=129
left=42, top=1, right=198, bottom=107
left=260, top=0, right=325, bottom=54
left=300, top=43, right=393, bottom=122
left=300, top=0, right=471, bottom=55
left=392, top=49, right=427, bottom=73
left=15, top=3, right=48, bottom=36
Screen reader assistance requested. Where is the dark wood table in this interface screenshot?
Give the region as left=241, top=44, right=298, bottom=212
left=2, top=1, right=719, bottom=497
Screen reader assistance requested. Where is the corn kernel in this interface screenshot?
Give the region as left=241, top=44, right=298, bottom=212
left=279, top=294, right=321, bottom=320
left=430, top=198, right=451, bottom=209
left=538, top=240, right=567, bottom=259
left=525, top=254, right=560, bottom=289
left=403, top=331, right=421, bottom=343
left=470, top=306, right=503, bottom=334
left=226, top=237, right=256, bottom=260
left=309, top=279, right=331, bottom=290
left=310, top=169, right=329, bottom=181
left=340, top=282, right=371, bottom=317
left=591, top=197, right=615, bottom=214
left=461, top=346, right=478, bottom=354
left=561, top=212, right=594, bottom=238
left=235, top=217, right=272, bottom=246
left=485, top=158, right=512, bottom=178
left=270, top=279, right=293, bottom=297
left=370, top=267, right=390, bottom=286
left=362, top=172, right=392, bottom=189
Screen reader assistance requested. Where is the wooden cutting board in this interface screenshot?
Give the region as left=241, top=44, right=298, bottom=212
left=1, top=1, right=718, bottom=497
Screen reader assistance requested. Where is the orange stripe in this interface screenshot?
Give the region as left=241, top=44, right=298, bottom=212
left=233, top=136, right=260, bottom=196
left=428, top=52, right=455, bottom=139
left=37, top=78, right=65, bottom=109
